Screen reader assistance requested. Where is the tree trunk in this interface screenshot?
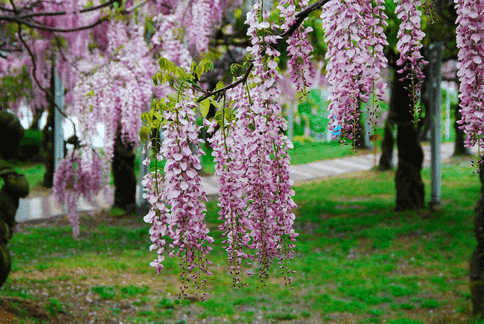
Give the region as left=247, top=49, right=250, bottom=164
left=111, top=127, right=137, bottom=213
left=470, top=163, right=484, bottom=318
left=379, top=117, right=394, bottom=171
left=42, top=64, right=57, bottom=188
left=42, top=101, right=55, bottom=188
left=454, top=99, right=471, bottom=156
left=393, top=71, right=425, bottom=211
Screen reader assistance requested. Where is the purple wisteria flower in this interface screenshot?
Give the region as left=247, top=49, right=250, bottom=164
left=455, top=0, right=484, bottom=152
left=143, top=93, right=213, bottom=298
left=321, top=0, right=388, bottom=140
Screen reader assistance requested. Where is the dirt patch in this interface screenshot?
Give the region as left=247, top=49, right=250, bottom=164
left=0, top=306, right=17, bottom=324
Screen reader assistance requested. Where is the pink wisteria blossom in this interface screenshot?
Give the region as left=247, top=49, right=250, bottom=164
left=207, top=117, right=252, bottom=287
left=395, top=0, right=427, bottom=78
left=394, top=0, right=427, bottom=111
left=212, top=2, right=297, bottom=284
left=62, top=19, right=153, bottom=223
left=455, top=0, right=484, bottom=151
left=278, top=0, right=316, bottom=97
left=143, top=93, right=213, bottom=298
left=321, top=0, right=388, bottom=140
left=53, top=151, right=102, bottom=238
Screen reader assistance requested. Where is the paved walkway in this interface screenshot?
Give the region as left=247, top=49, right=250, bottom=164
left=15, top=143, right=477, bottom=222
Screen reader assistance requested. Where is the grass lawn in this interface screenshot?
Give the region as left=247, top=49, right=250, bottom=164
left=0, top=156, right=482, bottom=323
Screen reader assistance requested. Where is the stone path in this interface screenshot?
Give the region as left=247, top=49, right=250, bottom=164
left=15, top=143, right=476, bottom=222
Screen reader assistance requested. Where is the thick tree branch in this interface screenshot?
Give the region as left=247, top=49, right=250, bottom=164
left=281, top=0, right=329, bottom=38
left=2, top=15, right=103, bottom=32
left=16, top=0, right=116, bottom=19
left=197, top=0, right=330, bottom=102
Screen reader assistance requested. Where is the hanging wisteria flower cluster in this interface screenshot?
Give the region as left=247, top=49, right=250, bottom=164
left=455, top=0, right=484, bottom=152
left=55, top=18, right=153, bottom=223
left=143, top=92, right=213, bottom=299
left=207, top=116, right=252, bottom=288
left=277, top=0, right=316, bottom=98
left=53, top=151, right=102, bottom=237
left=321, top=0, right=388, bottom=140
left=394, top=0, right=427, bottom=119
left=142, top=1, right=299, bottom=293
left=240, top=2, right=298, bottom=285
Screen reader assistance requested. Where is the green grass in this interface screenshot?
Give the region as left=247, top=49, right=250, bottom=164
left=9, top=162, right=46, bottom=190
left=1, top=157, right=481, bottom=323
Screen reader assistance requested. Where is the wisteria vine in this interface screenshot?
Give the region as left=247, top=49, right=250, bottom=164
left=143, top=92, right=213, bottom=299
left=455, top=0, right=484, bottom=156
left=394, top=0, right=427, bottom=121
left=321, top=0, right=388, bottom=141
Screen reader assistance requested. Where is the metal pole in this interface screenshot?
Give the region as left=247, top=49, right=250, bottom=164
left=429, top=42, right=443, bottom=209
left=53, top=62, right=64, bottom=170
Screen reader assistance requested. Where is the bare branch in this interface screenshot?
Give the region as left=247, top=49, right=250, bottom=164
left=15, top=17, right=77, bottom=136
left=197, top=62, right=253, bottom=102
left=17, top=0, right=116, bottom=19
left=2, top=14, right=103, bottom=32
left=123, top=0, right=148, bottom=13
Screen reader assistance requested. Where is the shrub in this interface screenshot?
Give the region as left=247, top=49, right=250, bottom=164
left=16, top=129, right=42, bottom=161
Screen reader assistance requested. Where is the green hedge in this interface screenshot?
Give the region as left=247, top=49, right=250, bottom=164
left=16, top=129, right=42, bottom=161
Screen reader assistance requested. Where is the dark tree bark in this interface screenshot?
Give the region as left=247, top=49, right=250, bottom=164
left=379, top=115, right=395, bottom=171
left=454, top=99, right=471, bottom=156
left=42, top=63, right=58, bottom=188
left=392, top=71, right=425, bottom=211
left=111, top=127, right=136, bottom=213
left=42, top=97, right=55, bottom=188
left=470, top=163, right=484, bottom=318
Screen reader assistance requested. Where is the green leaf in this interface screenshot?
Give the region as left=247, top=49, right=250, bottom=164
left=209, top=98, right=220, bottom=110
left=158, top=57, right=167, bottom=70
left=139, top=126, right=149, bottom=144
left=230, top=63, right=242, bottom=76
left=176, top=67, right=187, bottom=79
left=215, top=81, right=224, bottom=90
left=141, top=112, right=150, bottom=124
left=200, top=99, right=210, bottom=118
left=201, top=59, right=213, bottom=73
left=195, top=59, right=213, bottom=80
